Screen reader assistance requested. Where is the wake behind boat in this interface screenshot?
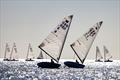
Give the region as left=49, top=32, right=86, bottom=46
left=64, top=21, right=103, bottom=68
left=37, top=15, right=73, bottom=68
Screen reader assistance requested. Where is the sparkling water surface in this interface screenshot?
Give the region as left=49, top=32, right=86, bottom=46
left=0, top=60, right=120, bottom=80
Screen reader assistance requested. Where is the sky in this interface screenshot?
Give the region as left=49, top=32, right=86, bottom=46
left=0, top=0, right=120, bottom=60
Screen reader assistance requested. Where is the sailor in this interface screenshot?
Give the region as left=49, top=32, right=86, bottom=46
left=76, top=60, right=79, bottom=64
left=51, top=59, right=54, bottom=63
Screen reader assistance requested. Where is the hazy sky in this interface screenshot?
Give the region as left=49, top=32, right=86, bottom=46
left=0, top=0, right=120, bottom=60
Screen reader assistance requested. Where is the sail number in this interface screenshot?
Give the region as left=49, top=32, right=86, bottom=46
left=84, top=28, right=96, bottom=40
left=60, top=20, right=69, bottom=30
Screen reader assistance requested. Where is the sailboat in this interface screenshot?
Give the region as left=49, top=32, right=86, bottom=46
left=64, top=21, right=103, bottom=68
left=37, top=15, right=73, bottom=68
left=3, top=43, right=11, bottom=61
left=9, top=42, right=18, bottom=61
left=25, top=43, right=34, bottom=61
left=104, top=45, right=113, bottom=62
left=95, top=46, right=103, bottom=62
left=37, top=51, right=44, bottom=59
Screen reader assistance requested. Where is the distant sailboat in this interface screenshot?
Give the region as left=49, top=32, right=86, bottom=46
left=3, top=43, right=11, bottom=61
left=37, top=51, right=44, bottom=59
left=25, top=43, right=34, bottom=61
left=95, top=46, right=103, bottom=62
left=9, top=43, right=18, bottom=61
left=104, top=45, right=113, bottom=62
left=64, top=21, right=103, bottom=68
left=37, top=15, right=73, bottom=68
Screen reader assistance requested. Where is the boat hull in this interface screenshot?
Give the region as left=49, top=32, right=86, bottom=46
left=3, top=58, right=10, bottom=61
left=104, top=60, right=113, bottom=62
left=25, top=58, right=34, bottom=61
left=37, top=62, right=61, bottom=68
left=64, top=61, right=85, bottom=68
left=3, top=58, right=18, bottom=61
left=95, top=60, right=103, bottom=62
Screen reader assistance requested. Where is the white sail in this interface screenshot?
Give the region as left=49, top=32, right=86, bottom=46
left=104, top=45, right=112, bottom=61
left=26, top=43, right=34, bottom=59
left=96, top=46, right=103, bottom=61
left=4, top=43, right=10, bottom=59
left=39, top=15, right=73, bottom=62
left=10, top=43, right=18, bottom=60
left=37, top=51, right=44, bottom=59
left=70, top=21, right=103, bottom=64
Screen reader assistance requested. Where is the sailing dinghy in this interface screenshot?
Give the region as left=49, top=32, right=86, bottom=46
left=64, top=21, right=103, bottom=68
left=9, top=43, right=18, bottom=61
left=37, top=51, right=44, bottom=59
left=95, top=46, right=103, bottom=62
left=3, top=43, right=11, bottom=61
left=104, top=45, right=113, bottom=62
left=37, top=15, right=73, bottom=68
left=25, top=43, right=34, bottom=61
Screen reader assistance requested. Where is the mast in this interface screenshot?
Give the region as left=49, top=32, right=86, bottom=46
left=57, top=15, right=73, bottom=62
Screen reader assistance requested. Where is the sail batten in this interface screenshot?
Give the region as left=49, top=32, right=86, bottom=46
left=71, top=21, right=103, bottom=64
left=39, top=15, right=73, bottom=63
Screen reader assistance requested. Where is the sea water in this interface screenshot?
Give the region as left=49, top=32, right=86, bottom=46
left=0, top=60, right=120, bottom=80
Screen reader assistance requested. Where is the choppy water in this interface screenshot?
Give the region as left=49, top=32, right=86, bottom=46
left=0, top=61, right=120, bottom=80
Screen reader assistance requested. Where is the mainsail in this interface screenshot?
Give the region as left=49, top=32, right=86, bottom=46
left=10, top=43, right=18, bottom=60
left=104, top=45, right=112, bottom=61
left=70, top=21, right=103, bottom=64
left=96, top=46, right=103, bottom=61
left=26, top=43, right=34, bottom=59
left=4, top=43, right=10, bottom=59
left=38, top=15, right=73, bottom=63
left=37, top=51, right=44, bottom=59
